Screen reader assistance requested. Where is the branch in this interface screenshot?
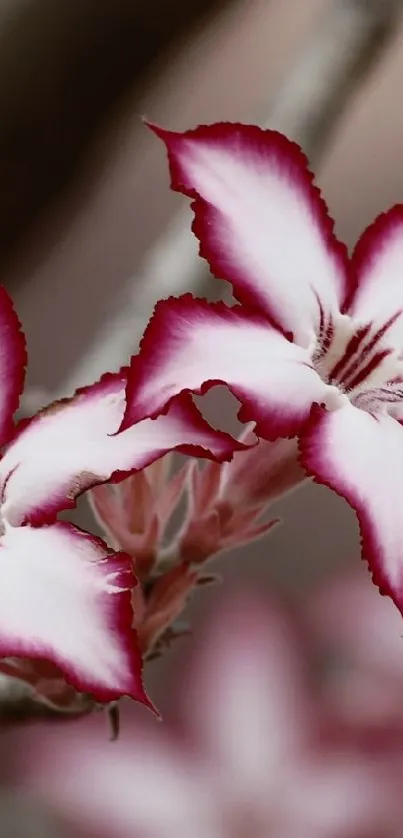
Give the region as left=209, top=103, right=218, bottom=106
left=49, top=0, right=401, bottom=397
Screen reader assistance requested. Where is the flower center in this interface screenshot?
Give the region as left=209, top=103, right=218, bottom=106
left=312, top=311, right=403, bottom=415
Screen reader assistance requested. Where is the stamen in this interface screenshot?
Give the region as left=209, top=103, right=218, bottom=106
left=377, top=385, right=403, bottom=403
left=328, top=324, right=370, bottom=383
left=352, top=389, right=381, bottom=412
left=311, top=290, right=327, bottom=362
left=347, top=348, right=391, bottom=391
left=342, top=313, right=400, bottom=388
left=321, top=316, right=334, bottom=355
left=314, top=313, right=334, bottom=364
left=317, top=294, right=325, bottom=340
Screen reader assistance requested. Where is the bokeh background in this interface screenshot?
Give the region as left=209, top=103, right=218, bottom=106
left=1, top=0, right=403, bottom=834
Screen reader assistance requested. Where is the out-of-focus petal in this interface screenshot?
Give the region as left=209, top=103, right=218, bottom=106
left=306, top=568, right=403, bottom=730
left=182, top=591, right=313, bottom=798
left=301, top=403, right=403, bottom=619
left=149, top=122, right=349, bottom=346
left=347, top=207, right=403, bottom=350
left=309, top=569, right=403, bottom=676
left=123, top=296, right=338, bottom=436
left=0, top=286, right=27, bottom=446
left=285, top=751, right=397, bottom=838
left=0, top=521, right=149, bottom=704
left=0, top=373, right=240, bottom=526
left=24, top=724, right=220, bottom=838
left=18, top=590, right=403, bottom=838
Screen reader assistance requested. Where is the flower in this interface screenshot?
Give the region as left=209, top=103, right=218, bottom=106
left=0, top=286, right=240, bottom=706
left=19, top=589, right=403, bottom=838
left=122, top=121, right=403, bottom=619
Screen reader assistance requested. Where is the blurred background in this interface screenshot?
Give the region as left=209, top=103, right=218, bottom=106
left=1, top=0, right=403, bottom=834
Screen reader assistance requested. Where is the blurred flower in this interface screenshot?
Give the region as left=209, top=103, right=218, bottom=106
left=125, top=120, right=403, bottom=625
left=307, top=567, right=403, bottom=743
left=20, top=590, right=403, bottom=838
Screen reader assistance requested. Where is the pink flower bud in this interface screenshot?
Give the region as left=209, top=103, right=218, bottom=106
left=178, top=429, right=305, bottom=563
left=137, top=562, right=198, bottom=656
left=89, top=454, right=189, bottom=578
left=219, top=429, right=306, bottom=508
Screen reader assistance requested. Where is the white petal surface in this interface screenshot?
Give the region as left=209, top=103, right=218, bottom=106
left=125, top=296, right=338, bottom=438
left=348, top=207, right=403, bottom=350
left=0, top=521, right=147, bottom=702
left=0, top=373, right=237, bottom=526
left=301, top=403, right=403, bottom=618
left=151, top=122, right=348, bottom=345
left=182, top=592, right=312, bottom=801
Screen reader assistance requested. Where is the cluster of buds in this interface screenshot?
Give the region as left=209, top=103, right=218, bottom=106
left=90, top=428, right=306, bottom=664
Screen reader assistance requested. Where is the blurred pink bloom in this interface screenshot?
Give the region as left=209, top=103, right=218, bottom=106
left=21, top=591, right=403, bottom=838
left=307, top=567, right=403, bottom=742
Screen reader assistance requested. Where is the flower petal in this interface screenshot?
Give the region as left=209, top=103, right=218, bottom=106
left=0, top=521, right=149, bottom=704
left=183, top=591, right=313, bottom=798
left=0, top=371, right=240, bottom=526
left=0, top=286, right=27, bottom=446
left=306, top=569, right=403, bottom=731
left=347, top=207, right=403, bottom=350
left=123, top=295, right=337, bottom=438
left=301, top=403, right=403, bottom=617
left=150, top=122, right=349, bottom=344
left=24, top=723, right=219, bottom=838
left=308, top=569, right=403, bottom=677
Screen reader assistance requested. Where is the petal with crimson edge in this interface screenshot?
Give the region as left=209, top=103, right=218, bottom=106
left=347, top=206, right=403, bottom=350
left=123, top=295, right=340, bottom=437
left=0, top=372, right=240, bottom=526
left=149, top=122, right=349, bottom=345
left=0, top=521, right=150, bottom=705
left=0, top=286, right=27, bottom=447
left=301, top=403, right=403, bottom=616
